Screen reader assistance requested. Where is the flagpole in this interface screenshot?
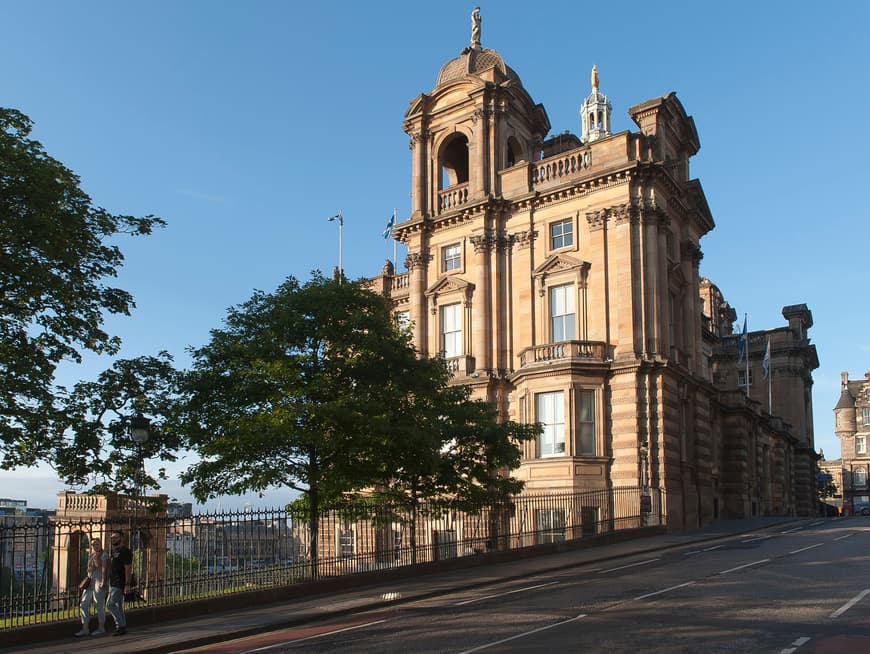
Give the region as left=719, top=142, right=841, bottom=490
left=327, top=211, right=343, bottom=284
left=744, top=316, right=750, bottom=398
left=392, top=208, right=397, bottom=269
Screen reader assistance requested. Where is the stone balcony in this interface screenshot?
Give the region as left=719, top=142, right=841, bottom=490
left=517, top=341, right=609, bottom=368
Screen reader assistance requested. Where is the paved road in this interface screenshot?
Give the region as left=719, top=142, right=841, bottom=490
left=169, top=519, right=870, bottom=653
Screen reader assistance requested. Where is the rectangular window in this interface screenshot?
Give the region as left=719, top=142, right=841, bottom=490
left=550, top=219, right=573, bottom=250
left=738, top=370, right=754, bottom=387
left=535, top=509, right=565, bottom=544
left=339, top=528, right=354, bottom=560
left=576, top=390, right=596, bottom=455
left=536, top=391, right=565, bottom=457
left=863, top=408, right=870, bottom=425
left=858, top=435, right=867, bottom=455
left=395, top=310, right=411, bottom=331
left=549, top=284, right=575, bottom=342
left=433, top=529, right=457, bottom=561
left=441, top=303, right=462, bottom=358
left=442, top=243, right=461, bottom=272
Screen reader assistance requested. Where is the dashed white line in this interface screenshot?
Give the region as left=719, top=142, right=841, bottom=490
left=241, top=619, right=388, bottom=652
left=789, top=543, right=823, bottom=555
left=598, top=558, right=660, bottom=574
left=703, top=544, right=724, bottom=551
left=834, top=533, right=854, bottom=541
left=455, top=581, right=560, bottom=606
left=830, top=589, right=870, bottom=618
left=741, top=535, right=771, bottom=543
left=778, top=636, right=811, bottom=653
left=456, top=614, right=587, bottom=653
left=634, top=581, right=696, bottom=601
left=719, top=558, right=770, bottom=575
left=780, top=526, right=804, bottom=534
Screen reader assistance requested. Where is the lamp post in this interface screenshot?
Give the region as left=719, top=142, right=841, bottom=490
left=129, top=413, right=150, bottom=549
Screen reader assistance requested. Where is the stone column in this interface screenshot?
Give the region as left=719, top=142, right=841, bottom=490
left=469, top=231, right=493, bottom=372
left=405, top=251, right=431, bottom=355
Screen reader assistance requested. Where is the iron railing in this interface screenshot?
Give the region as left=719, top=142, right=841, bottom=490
left=0, top=486, right=663, bottom=629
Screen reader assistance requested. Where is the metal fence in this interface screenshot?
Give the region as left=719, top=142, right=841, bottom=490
left=0, top=486, right=663, bottom=629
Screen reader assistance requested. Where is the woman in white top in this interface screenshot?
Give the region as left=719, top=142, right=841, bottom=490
left=75, top=537, right=110, bottom=636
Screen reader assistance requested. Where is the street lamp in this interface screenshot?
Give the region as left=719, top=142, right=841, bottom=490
left=128, top=413, right=150, bottom=550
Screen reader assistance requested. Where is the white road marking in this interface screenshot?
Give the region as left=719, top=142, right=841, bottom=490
left=834, top=533, right=854, bottom=541
left=703, top=544, right=724, bottom=551
left=634, top=581, right=696, bottom=600
left=808, top=521, right=824, bottom=527
left=778, top=636, right=811, bottom=653
left=741, top=535, right=771, bottom=543
left=457, top=614, right=587, bottom=653
left=788, top=543, right=823, bottom=555
left=454, top=581, right=560, bottom=606
left=780, top=526, right=804, bottom=534
left=830, top=588, right=870, bottom=618
left=240, top=619, right=387, bottom=652
left=598, top=558, right=660, bottom=574
left=684, top=550, right=702, bottom=556
left=718, top=558, right=770, bottom=575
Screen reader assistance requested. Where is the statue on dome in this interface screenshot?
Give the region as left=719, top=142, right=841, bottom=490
left=591, top=64, right=599, bottom=91
left=471, top=7, right=481, bottom=50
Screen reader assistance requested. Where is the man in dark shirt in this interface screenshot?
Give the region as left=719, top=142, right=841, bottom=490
left=106, top=531, right=134, bottom=636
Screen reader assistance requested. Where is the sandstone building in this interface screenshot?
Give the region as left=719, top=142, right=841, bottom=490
left=370, top=11, right=818, bottom=527
left=833, top=371, right=870, bottom=512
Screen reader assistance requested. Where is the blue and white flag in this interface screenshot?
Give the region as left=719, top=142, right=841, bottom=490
left=382, top=211, right=395, bottom=239
left=762, top=337, right=771, bottom=379
left=737, top=316, right=747, bottom=364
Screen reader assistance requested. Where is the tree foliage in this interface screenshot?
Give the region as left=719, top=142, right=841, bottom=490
left=0, top=108, right=165, bottom=468
left=53, top=352, right=182, bottom=497
left=177, top=273, right=536, bottom=565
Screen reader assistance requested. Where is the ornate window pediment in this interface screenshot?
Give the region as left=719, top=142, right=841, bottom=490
left=533, top=254, right=590, bottom=295
left=425, top=276, right=475, bottom=312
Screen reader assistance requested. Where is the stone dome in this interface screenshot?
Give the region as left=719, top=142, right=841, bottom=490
left=436, top=47, right=522, bottom=87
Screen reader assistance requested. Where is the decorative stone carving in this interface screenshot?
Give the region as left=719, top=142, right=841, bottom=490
left=405, top=251, right=432, bottom=270
left=469, top=231, right=496, bottom=253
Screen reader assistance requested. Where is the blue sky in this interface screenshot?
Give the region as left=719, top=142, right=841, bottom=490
left=2, top=1, right=868, bottom=510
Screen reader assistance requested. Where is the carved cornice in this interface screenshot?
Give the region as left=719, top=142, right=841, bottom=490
left=682, top=240, right=703, bottom=265
left=587, top=199, right=667, bottom=231
left=405, top=251, right=432, bottom=270
left=469, top=230, right=496, bottom=253
left=408, top=129, right=429, bottom=150
left=510, top=229, right=537, bottom=250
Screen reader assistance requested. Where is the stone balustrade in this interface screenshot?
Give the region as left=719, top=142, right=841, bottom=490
left=532, top=148, right=592, bottom=188
left=518, top=340, right=607, bottom=367
left=438, top=182, right=469, bottom=213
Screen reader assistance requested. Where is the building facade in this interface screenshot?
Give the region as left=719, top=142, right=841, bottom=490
left=370, top=11, right=818, bottom=528
left=833, top=371, right=870, bottom=513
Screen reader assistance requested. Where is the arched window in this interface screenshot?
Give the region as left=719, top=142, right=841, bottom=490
left=855, top=468, right=867, bottom=487
left=440, top=135, right=469, bottom=189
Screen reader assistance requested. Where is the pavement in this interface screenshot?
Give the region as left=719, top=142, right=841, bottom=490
left=0, top=516, right=816, bottom=654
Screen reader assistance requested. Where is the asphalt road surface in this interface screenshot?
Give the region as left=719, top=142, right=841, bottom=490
left=174, top=519, right=870, bottom=653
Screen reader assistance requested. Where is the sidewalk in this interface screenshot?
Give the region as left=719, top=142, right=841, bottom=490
left=1, top=517, right=810, bottom=654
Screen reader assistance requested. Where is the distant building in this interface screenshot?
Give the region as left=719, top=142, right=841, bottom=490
left=370, top=9, right=819, bottom=529
left=833, top=371, right=870, bottom=512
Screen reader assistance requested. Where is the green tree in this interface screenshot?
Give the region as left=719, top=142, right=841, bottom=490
left=52, top=352, right=182, bottom=498
left=177, top=273, right=421, bottom=573
left=371, top=371, right=538, bottom=560
left=0, top=108, right=164, bottom=468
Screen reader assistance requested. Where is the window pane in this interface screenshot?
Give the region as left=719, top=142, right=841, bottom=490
left=550, top=219, right=573, bottom=249
left=441, top=303, right=461, bottom=357
left=536, top=391, right=565, bottom=457
left=549, top=284, right=575, bottom=342
left=576, top=390, right=596, bottom=455
left=442, top=243, right=461, bottom=271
